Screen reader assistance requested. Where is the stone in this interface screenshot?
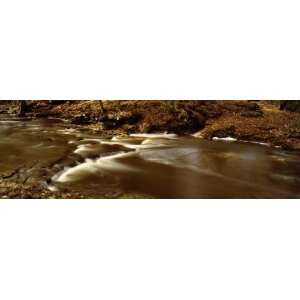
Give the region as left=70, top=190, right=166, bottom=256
left=241, top=110, right=263, bottom=117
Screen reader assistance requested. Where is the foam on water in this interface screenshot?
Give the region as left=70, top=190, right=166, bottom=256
left=81, top=138, right=103, bottom=143
left=31, top=142, right=44, bottom=148
left=141, top=138, right=170, bottom=146
left=58, top=128, right=79, bottom=135
left=54, top=151, right=138, bottom=182
left=212, top=136, right=237, bottom=142
left=55, top=133, right=177, bottom=183
left=130, top=133, right=177, bottom=139
left=100, top=140, right=163, bottom=150
left=54, top=133, right=186, bottom=183
left=74, top=144, right=95, bottom=155
left=55, top=161, right=102, bottom=182
left=0, top=120, right=20, bottom=123
left=249, top=141, right=270, bottom=146
left=47, top=184, right=59, bottom=192
left=239, top=140, right=270, bottom=147
left=111, top=136, right=138, bottom=141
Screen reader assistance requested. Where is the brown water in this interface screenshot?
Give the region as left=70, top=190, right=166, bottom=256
left=1, top=119, right=300, bottom=198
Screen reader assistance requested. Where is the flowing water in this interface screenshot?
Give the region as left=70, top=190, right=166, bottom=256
left=1, top=119, right=300, bottom=198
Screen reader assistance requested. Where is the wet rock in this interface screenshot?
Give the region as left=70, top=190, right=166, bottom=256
left=288, top=132, right=300, bottom=139
left=48, top=100, right=66, bottom=105
left=190, top=111, right=206, bottom=127
left=211, top=126, right=236, bottom=138
left=0, top=167, right=21, bottom=179
left=34, top=112, right=51, bottom=118
left=71, top=114, right=94, bottom=124
left=241, top=110, right=263, bottom=117
left=199, top=107, right=222, bottom=118
left=100, top=112, right=142, bottom=129
left=245, top=102, right=261, bottom=111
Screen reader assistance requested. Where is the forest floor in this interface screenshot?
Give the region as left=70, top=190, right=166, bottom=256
left=198, top=101, right=300, bottom=151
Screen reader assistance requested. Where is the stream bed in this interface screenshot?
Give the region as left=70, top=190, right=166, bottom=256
left=1, top=119, right=300, bottom=198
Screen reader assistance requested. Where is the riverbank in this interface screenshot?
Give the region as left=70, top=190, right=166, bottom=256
left=195, top=101, right=300, bottom=151
left=1, top=100, right=299, bottom=150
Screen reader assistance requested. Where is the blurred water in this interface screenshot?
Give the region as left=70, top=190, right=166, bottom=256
left=1, top=119, right=300, bottom=198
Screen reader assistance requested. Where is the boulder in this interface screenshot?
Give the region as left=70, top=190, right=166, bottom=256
left=211, top=126, right=236, bottom=138
left=241, top=110, right=263, bottom=117
left=100, top=112, right=142, bottom=129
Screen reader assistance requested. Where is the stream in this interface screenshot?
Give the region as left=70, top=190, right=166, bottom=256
left=1, top=119, right=300, bottom=198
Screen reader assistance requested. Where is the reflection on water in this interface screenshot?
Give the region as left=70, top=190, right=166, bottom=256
left=1, top=119, right=300, bottom=198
